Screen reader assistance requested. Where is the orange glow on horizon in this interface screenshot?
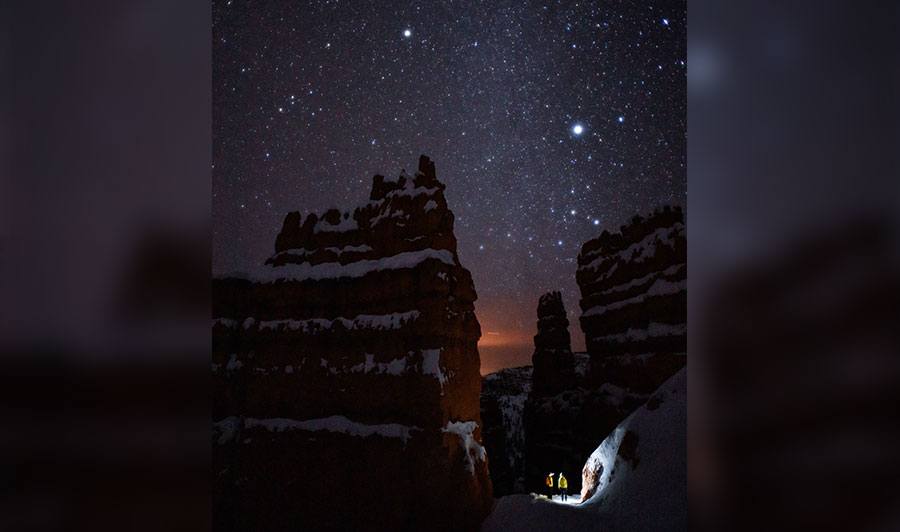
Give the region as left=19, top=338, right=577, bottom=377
left=477, top=329, right=532, bottom=348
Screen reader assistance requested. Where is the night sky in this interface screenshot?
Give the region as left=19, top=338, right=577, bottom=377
left=212, top=0, right=686, bottom=372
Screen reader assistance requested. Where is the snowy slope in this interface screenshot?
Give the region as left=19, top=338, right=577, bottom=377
left=481, top=368, right=686, bottom=532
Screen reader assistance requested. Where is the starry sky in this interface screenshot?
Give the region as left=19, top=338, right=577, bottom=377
left=212, top=0, right=686, bottom=373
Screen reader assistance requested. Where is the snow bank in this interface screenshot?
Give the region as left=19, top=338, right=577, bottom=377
left=481, top=368, right=686, bottom=532
left=227, top=248, right=456, bottom=283
left=443, top=420, right=487, bottom=474
left=578, top=368, right=686, bottom=530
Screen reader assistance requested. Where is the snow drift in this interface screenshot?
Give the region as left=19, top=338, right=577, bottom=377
left=481, top=367, right=686, bottom=532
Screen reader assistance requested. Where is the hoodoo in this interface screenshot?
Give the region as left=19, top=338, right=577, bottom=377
left=530, top=290, right=576, bottom=396
left=576, top=205, right=686, bottom=393
left=212, top=156, right=492, bottom=531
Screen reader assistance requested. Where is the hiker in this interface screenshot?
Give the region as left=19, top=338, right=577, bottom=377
left=545, top=473, right=555, bottom=497
left=558, top=472, right=568, bottom=501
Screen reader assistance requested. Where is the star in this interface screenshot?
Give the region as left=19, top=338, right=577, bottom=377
left=618, top=116, right=625, bottom=123
left=403, top=29, right=412, bottom=38
left=663, top=18, right=670, bottom=26
left=572, top=124, right=584, bottom=135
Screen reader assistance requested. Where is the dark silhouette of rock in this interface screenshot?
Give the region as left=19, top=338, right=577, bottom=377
left=212, top=155, right=492, bottom=532
left=531, top=291, right=576, bottom=396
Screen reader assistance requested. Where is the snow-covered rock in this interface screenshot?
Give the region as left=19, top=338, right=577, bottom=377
left=577, top=205, right=686, bottom=383
left=212, top=155, right=491, bottom=532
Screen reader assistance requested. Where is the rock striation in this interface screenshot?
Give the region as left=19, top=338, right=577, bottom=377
left=531, top=291, right=576, bottom=396
left=576, top=205, right=686, bottom=393
left=212, top=155, right=492, bottom=532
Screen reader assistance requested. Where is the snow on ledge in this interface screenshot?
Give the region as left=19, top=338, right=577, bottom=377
left=582, top=278, right=685, bottom=318
left=594, top=322, right=686, bottom=343
left=233, top=248, right=455, bottom=283
left=213, top=415, right=421, bottom=446
left=257, top=310, right=421, bottom=333
left=421, top=348, right=447, bottom=391
left=348, top=353, right=408, bottom=376
left=443, top=420, right=486, bottom=474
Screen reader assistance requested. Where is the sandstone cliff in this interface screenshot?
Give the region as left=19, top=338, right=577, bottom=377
left=212, top=156, right=492, bottom=531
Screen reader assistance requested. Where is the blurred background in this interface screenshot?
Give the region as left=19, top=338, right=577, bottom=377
left=1, top=1, right=898, bottom=531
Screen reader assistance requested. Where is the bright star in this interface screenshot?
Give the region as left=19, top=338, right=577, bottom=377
left=593, top=219, right=600, bottom=226
left=403, top=29, right=412, bottom=38
left=572, top=124, right=584, bottom=135
left=663, top=18, right=669, bottom=25
left=618, top=116, right=624, bottom=123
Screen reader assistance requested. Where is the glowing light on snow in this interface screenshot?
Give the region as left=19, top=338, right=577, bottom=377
left=572, top=124, right=584, bottom=135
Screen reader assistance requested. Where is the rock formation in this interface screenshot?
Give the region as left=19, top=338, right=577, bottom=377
left=212, top=155, right=492, bottom=531
left=480, top=365, right=532, bottom=496
left=531, top=291, right=576, bottom=396
left=576, top=205, right=686, bottom=393
left=520, top=206, right=686, bottom=495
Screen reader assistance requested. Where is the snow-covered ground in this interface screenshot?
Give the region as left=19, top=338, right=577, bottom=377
left=482, top=368, right=686, bottom=532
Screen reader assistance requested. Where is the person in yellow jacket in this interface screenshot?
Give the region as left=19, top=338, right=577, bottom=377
left=545, top=473, right=555, bottom=498
left=558, top=472, right=569, bottom=501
